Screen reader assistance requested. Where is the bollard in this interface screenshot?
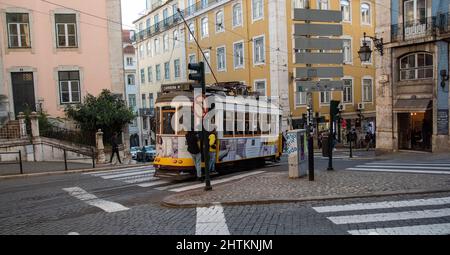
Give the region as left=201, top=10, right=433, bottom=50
left=91, top=148, right=96, bottom=168
left=64, top=149, right=68, bottom=171
left=19, top=150, right=23, bottom=174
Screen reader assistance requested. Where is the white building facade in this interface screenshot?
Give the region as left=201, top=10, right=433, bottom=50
left=134, top=0, right=187, bottom=145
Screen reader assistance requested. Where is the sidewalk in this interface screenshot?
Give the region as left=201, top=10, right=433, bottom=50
left=163, top=163, right=450, bottom=208
left=0, top=159, right=152, bottom=178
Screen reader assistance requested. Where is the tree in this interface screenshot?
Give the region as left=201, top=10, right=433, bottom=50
left=66, top=90, right=135, bottom=145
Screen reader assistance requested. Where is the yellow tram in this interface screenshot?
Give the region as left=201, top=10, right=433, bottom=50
left=153, top=82, right=283, bottom=180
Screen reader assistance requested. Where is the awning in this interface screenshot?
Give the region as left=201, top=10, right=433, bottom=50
left=393, top=99, right=432, bottom=113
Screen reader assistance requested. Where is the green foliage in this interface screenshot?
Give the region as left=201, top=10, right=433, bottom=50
left=22, top=106, right=53, bottom=134
left=65, top=89, right=135, bottom=143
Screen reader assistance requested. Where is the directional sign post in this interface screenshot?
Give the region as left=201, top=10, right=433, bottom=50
left=293, top=7, right=344, bottom=179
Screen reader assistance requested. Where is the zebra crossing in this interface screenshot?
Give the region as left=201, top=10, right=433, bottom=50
left=345, top=161, right=450, bottom=175
left=83, top=166, right=265, bottom=192
left=313, top=196, right=450, bottom=235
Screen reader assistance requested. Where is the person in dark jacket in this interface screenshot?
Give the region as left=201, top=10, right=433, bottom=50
left=110, top=132, right=122, bottom=164
left=186, top=130, right=202, bottom=181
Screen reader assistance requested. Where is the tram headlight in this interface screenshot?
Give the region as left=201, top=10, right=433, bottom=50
left=178, top=160, right=183, bottom=164
left=173, top=159, right=178, bottom=164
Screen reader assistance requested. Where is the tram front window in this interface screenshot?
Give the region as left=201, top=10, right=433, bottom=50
left=162, top=109, right=175, bottom=135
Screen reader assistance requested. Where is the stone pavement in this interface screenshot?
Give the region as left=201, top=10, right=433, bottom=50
left=163, top=164, right=450, bottom=207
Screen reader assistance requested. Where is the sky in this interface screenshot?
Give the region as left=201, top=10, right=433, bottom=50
left=121, top=0, right=146, bottom=30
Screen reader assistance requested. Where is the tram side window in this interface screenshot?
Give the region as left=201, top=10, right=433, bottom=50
left=162, top=109, right=175, bottom=135
left=177, top=106, right=193, bottom=135
left=261, top=113, right=271, bottom=135
left=245, top=112, right=251, bottom=135
left=235, top=111, right=244, bottom=135
left=224, top=110, right=234, bottom=136
left=249, top=112, right=257, bottom=134
left=255, top=112, right=261, bottom=135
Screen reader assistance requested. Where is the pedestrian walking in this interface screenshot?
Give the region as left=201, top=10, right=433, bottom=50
left=186, top=130, right=202, bottom=181
left=318, top=133, right=322, bottom=149
left=208, top=126, right=218, bottom=174
left=110, top=132, right=122, bottom=164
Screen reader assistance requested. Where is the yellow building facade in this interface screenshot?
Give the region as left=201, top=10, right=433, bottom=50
left=182, top=0, right=376, bottom=139
left=288, top=0, right=376, bottom=140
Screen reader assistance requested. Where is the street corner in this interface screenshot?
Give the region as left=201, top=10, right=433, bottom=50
left=161, top=168, right=450, bottom=208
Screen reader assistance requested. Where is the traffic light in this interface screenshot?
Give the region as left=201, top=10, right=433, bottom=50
left=188, top=62, right=205, bottom=84
left=330, top=100, right=340, bottom=120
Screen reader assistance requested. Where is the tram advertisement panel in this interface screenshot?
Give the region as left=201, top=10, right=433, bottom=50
left=156, top=136, right=190, bottom=159
left=218, top=137, right=278, bottom=162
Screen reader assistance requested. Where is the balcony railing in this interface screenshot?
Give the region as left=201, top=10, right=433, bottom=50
left=391, top=14, right=450, bottom=43
left=132, top=0, right=227, bottom=43
left=139, top=108, right=155, bottom=117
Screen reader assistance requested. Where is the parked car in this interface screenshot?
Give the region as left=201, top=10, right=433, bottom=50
left=144, top=145, right=156, bottom=162
left=130, top=147, right=141, bottom=160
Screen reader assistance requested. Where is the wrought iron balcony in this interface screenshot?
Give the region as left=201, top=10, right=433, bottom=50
left=391, top=14, right=450, bottom=43
left=139, top=108, right=155, bottom=117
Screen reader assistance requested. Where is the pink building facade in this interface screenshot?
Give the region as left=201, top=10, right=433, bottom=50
left=0, top=0, right=124, bottom=121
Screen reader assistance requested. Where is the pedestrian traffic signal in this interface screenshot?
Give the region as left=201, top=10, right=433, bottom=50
left=188, top=62, right=205, bottom=83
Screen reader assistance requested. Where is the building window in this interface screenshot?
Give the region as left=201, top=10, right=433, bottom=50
left=233, top=42, right=244, bottom=68
left=156, top=64, right=161, bottom=81
left=361, top=3, right=371, bottom=24
left=59, top=71, right=80, bottom=104
left=143, top=117, right=148, bottom=130
left=163, top=34, right=169, bottom=52
left=255, top=80, right=266, bottom=96
left=318, top=0, right=329, bottom=10
left=127, top=74, right=135, bottom=85
left=320, top=91, right=331, bottom=104
left=174, top=59, right=181, bottom=78
left=343, top=39, right=352, bottom=64
left=296, top=91, right=307, bottom=106
left=164, top=62, right=170, bottom=80
left=147, top=66, right=153, bottom=83
left=252, top=0, right=263, bottom=21
left=203, top=50, right=211, bottom=73
left=147, top=41, right=152, bottom=56
left=201, top=17, right=209, bottom=38
left=140, top=69, right=145, bottom=83
left=128, top=94, right=136, bottom=108
left=142, top=94, right=147, bottom=108
left=55, top=14, right=77, bottom=48
left=217, top=46, right=226, bottom=71
left=163, top=8, right=169, bottom=26
left=149, top=93, right=154, bottom=109
left=201, top=0, right=208, bottom=8
left=293, top=0, right=308, bottom=8
left=216, top=10, right=224, bottom=32
left=362, top=78, right=373, bottom=102
left=126, top=57, right=133, bottom=66
left=154, top=38, right=160, bottom=55
left=6, top=13, right=31, bottom=48
left=232, top=3, right=242, bottom=27
left=400, top=53, right=433, bottom=80
left=188, top=23, right=195, bottom=41
left=404, top=0, right=426, bottom=37
left=341, top=0, right=351, bottom=22
left=154, top=14, right=160, bottom=31
left=173, top=29, right=179, bottom=47
left=343, top=79, right=353, bottom=103
left=253, top=35, right=265, bottom=65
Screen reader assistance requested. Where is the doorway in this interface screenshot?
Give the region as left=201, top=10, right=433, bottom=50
left=11, top=72, right=36, bottom=116
left=398, top=110, right=432, bottom=151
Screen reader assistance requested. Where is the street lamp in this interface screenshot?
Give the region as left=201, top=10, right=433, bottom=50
left=358, top=32, right=384, bottom=62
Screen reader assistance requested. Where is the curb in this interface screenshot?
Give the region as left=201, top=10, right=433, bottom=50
left=161, top=188, right=450, bottom=208
left=0, top=163, right=154, bottom=180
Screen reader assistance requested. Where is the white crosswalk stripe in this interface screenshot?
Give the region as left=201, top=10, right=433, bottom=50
left=84, top=167, right=265, bottom=192
left=312, top=196, right=450, bottom=235
left=345, top=161, right=450, bottom=175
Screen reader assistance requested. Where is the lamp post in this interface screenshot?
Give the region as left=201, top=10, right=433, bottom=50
left=358, top=32, right=384, bottom=62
